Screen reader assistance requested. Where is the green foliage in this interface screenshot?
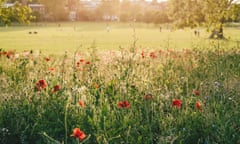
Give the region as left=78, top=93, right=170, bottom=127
left=0, top=1, right=32, bottom=25
left=168, top=0, right=204, bottom=28
left=168, top=0, right=239, bottom=29
left=229, top=4, right=240, bottom=22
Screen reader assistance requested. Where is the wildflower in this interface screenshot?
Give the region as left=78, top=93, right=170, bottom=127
left=53, top=85, right=61, bottom=93
left=1, top=128, right=10, bottom=135
left=48, top=67, right=55, bottom=72
left=6, top=51, right=14, bottom=58
left=93, top=83, right=99, bottom=89
left=79, top=100, right=85, bottom=108
left=45, top=57, right=50, bottom=61
left=28, top=96, right=33, bottom=102
left=79, top=59, right=84, bottom=63
left=141, top=50, right=145, bottom=58
left=192, top=63, right=198, bottom=68
left=118, top=101, right=130, bottom=108
left=22, top=50, right=30, bottom=57
left=36, top=79, right=47, bottom=91
left=85, top=61, right=90, bottom=65
left=144, top=94, right=153, bottom=100
left=172, top=54, right=177, bottom=59
left=76, top=52, right=81, bottom=56
left=77, top=61, right=81, bottom=67
left=194, top=89, right=200, bottom=96
left=158, top=50, right=163, bottom=55
left=70, top=128, right=86, bottom=141
left=214, top=81, right=221, bottom=89
left=172, top=99, right=182, bottom=109
left=77, top=59, right=85, bottom=67
left=196, top=101, right=202, bottom=111
left=149, top=52, right=157, bottom=58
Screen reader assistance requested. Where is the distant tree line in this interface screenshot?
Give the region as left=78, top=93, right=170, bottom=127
left=1, top=0, right=171, bottom=24
left=1, top=0, right=240, bottom=28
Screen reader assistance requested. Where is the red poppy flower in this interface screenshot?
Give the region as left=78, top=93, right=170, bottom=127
left=172, top=99, right=182, bottom=109
left=70, top=128, right=86, bottom=141
left=94, top=83, right=99, bottom=89
left=149, top=52, right=157, bottom=58
left=85, top=61, right=90, bottom=65
left=36, top=79, right=47, bottom=91
left=77, top=61, right=81, bottom=67
left=53, top=85, right=61, bottom=93
left=79, top=100, right=85, bottom=108
left=45, top=57, right=50, bottom=61
left=77, top=59, right=85, bottom=67
left=196, top=101, right=202, bottom=111
left=79, top=59, right=84, bottom=63
left=6, top=51, right=14, bottom=59
left=118, top=101, right=130, bottom=108
left=141, top=51, right=145, bottom=58
left=194, top=90, right=200, bottom=96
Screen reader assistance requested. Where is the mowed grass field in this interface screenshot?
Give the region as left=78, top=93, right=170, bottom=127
left=0, top=22, right=240, bottom=55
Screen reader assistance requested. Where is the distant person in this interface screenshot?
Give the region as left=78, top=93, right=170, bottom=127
left=194, top=30, right=197, bottom=36
left=106, top=24, right=110, bottom=32
left=194, top=29, right=200, bottom=37
left=219, top=25, right=223, bottom=38
left=159, top=26, right=162, bottom=32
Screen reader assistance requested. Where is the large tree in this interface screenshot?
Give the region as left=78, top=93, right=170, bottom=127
left=168, top=0, right=240, bottom=38
left=0, top=0, right=32, bottom=25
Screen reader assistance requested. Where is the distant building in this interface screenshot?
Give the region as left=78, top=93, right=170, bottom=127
left=69, top=11, right=77, bottom=21
left=28, top=4, right=45, bottom=15
left=79, top=0, right=100, bottom=10
left=103, top=15, right=119, bottom=21
left=2, top=3, right=15, bottom=8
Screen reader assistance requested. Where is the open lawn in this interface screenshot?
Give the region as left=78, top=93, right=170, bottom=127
left=0, top=22, right=240, bottom=55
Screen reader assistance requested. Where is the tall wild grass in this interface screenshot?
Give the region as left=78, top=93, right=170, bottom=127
left=0, top=40, right=240, bottom=144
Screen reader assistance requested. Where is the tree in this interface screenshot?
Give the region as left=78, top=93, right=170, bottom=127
left=119, top=1, right=142, bottom=22
left=96, top=0, right=120, bottom=21
left=168, top=0, right=240, bottom=38
left=67, top=0, right=78, bottom=11
left=0, top=1, right=32, bottom=25
left=228, top=3, right=240, bottom=22
left=39, top=0, right=68, bottom=21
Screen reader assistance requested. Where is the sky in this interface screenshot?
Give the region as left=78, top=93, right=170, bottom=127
left=145, top=0, right=167, bottom=2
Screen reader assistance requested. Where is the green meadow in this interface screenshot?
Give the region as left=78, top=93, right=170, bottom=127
left=0, top=22, right=239, bottom=55
left=1, top=22, right=240, bottom=144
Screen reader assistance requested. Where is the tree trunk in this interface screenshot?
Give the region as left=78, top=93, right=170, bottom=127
left=209, top=25, right=225, bottom=39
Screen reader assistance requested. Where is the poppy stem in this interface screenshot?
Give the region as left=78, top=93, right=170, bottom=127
left=65, top=97, right=71, bottom=144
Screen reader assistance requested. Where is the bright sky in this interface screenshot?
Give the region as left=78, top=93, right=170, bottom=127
left=145, top=0, right=168, bottom=2
left=85, top=0, right=168, bottom=2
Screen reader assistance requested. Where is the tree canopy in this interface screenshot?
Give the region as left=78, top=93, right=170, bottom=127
left=0, top=0, right=32, bottom=25
left=1, top=0, right=239, bottom=26
left=168, top=0, right=240, bottom=29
